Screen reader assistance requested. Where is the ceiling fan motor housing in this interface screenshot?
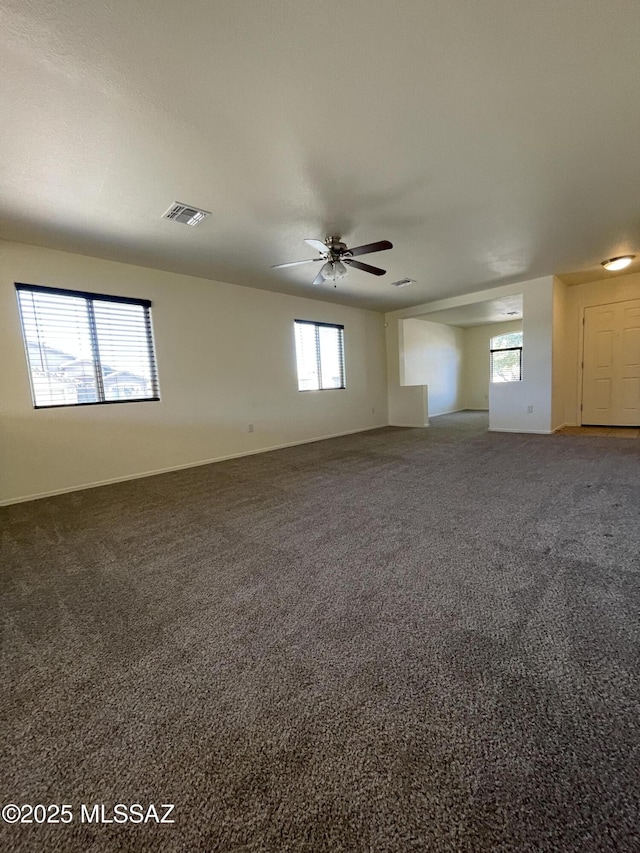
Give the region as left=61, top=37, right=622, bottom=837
left=327, top=237, right=349, bottom=256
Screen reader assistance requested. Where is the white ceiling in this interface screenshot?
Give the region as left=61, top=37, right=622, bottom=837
left=1, top=0, right=639, bottom=312
left=416, top=295, right=523, bottom=328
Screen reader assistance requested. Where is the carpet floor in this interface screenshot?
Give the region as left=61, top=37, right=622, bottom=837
left=1, top=412, right=639, bottom=852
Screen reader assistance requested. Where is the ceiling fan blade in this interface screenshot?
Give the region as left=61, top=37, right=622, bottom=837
left=271, top=258, right=322, bottom=269
left=344, top=258, right=386, bottom=276
left=312, top=270, right=325, bottom=285
left=305, top=238, right=329, bottom=254
left=346, top=239, right=393, bottom=257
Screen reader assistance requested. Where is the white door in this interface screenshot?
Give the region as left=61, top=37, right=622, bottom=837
left=582, top=299, right=640, bottom=425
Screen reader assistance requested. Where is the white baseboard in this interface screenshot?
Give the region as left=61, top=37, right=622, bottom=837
left=488, top=428, right=555, bottom=435
left=1, top=423, right=390, bottom=506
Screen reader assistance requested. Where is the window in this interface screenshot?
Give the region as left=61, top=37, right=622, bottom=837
left=490, top=330, right=523, bottom=383
left=294, top=320, right=345, bottom=391
left=16, top=284, right=160, bottom=408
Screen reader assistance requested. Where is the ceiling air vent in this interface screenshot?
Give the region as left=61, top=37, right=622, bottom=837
left=391, top=278, right=416, bottom=288
left=162, top=202, right=211, bottom=226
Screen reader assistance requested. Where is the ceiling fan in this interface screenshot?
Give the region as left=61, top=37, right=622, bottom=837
left=272, top=237, right=393, bottom=285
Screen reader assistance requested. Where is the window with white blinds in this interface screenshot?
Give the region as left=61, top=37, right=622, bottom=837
left=294, top=320, right=345, bottom=391
left=16, top=284, right=160, bottom=408
left=490, top=330, right=523, bottom=383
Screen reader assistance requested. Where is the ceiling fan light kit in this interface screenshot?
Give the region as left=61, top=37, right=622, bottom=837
left=272, top=236, right=393, bottom=286
left=601, top=255, right=635, bottom=271
left=320, top=259, right=348, bottom=281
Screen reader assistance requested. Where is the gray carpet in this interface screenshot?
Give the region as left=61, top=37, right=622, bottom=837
left=1, top=412, right=639, bottom=852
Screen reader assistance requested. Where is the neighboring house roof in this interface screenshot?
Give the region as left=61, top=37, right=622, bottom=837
left=26, top=346, right=146, bottom=385
left=102, top=371, right=146, bottom=385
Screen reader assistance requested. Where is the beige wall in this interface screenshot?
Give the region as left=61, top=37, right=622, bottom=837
left=462, top=320, right=522, bottom=410
left=400, top=319, right=465, bottom=416
left=560, top=272, right=640, bottom=426
left=0, top=240, right=389, bottom=504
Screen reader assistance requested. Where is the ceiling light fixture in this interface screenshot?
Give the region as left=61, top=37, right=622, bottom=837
left=601, top=255, right=634, bottom=271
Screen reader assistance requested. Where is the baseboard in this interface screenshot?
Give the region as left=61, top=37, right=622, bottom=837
left=488, top=428, right=555, bottom=435
left=390, top=406, right=473, bottom=426
left=0, top=423, right=390, bottom=506
left=388, top=422, right=429, bottom=428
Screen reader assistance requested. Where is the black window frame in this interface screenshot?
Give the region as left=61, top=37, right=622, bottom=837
left=294, top=319, right=346, bottom=392
left=15, top=282, right=160, bottom=409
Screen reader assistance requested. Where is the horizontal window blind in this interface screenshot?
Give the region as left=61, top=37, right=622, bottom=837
left=490, top=347, right=522, bottom=382
left=16, top=284, right=160, bottom=408
left=490, top=330, right=523, bottom=383
left=294, top=320, right=345, bottom=391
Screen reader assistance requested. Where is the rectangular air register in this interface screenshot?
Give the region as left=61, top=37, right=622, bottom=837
left=163, top=202, right=211, bottom=226
left=391, top=278, right=416, bottom=288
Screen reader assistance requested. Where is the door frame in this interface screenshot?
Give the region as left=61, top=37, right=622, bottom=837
left=576, top=302, right=587, bottom=426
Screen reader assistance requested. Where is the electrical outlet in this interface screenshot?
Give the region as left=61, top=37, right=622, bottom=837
left=526, top=405, right=533, bottom=413
left=248, top=424, right=254, bottom=433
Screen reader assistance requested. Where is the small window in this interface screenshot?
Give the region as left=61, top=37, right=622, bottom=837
left=16, top=284, right=160, bottom=408
left=490, top=331, right=523, bottom=383
left=294, top=320, right=345, bottom=391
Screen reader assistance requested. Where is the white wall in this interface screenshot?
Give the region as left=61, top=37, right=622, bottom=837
left=462, top=320, right=522, bottom=410
left=488, top=278, right=554, bottom=433
left=385, top=319, right=428, bottom=427
left=560, top=272, right=640, bottom=426
left=0, top=240, right=389, bottom=504
left=400, top=318, right=465, bottom=416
